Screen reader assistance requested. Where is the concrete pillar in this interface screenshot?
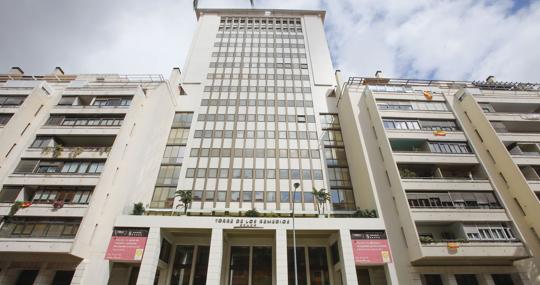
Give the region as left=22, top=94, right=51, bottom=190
left=33, top=264, right=55, bottom=285
left=446, top=274, right=458, bottom=285
left=136, top=227, right=161, bottom=285
left=71, top=259, right=110, bottom=285
left=206, top=228, right=223, bottom=285
left=339, top=229, right=358, bottom=285
left=70, top=260, right=88, bottom=285
left=0, top=263, right=11, bottom=285
left=478, top=273, right=495, bottom=285
left=275, top=229, right=288, bottom=285
left=0, top=268, right=20, bottom=285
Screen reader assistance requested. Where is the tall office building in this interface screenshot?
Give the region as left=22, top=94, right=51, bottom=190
left=0, top=7, right=539, bottom=285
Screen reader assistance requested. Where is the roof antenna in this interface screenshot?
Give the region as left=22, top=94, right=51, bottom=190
left=250, top=0, right=254, bottom=8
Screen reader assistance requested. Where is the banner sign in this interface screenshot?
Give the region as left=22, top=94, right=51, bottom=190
left=105, top=228, right=149, bottom=261
left=351, top=231, right=392, bottom=264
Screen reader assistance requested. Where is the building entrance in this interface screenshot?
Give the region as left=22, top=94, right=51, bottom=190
left=227, top=246, right=273, bottom=285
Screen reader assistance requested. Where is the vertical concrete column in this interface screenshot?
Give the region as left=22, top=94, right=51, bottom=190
left=0, top=268, right=20, bottom=285
left=206, top=228, right=224, bottom=285
left=71, top=258, right=111, bottom=285
left=478, top=273, right=495, bottom=285
left=339, top=229, right=358, bottom=285
left=70, top=260, right=88, bottom=285
left=33, top=264, right=55, bottom=285
left=446, top=274, right=458, bottom=285
left=275, top=229, right=288, bottom=284
left=136, top=227, right=161, bottom=285
left=0, top=262, right=11, bottom=285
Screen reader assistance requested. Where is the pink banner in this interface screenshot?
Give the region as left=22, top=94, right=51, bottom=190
left=351, top=239, right=392, bottom=264
left=105, top=228, right=148, bottom=261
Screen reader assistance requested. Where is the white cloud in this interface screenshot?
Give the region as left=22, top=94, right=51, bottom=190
left=1, top=0, right=538, bottom=82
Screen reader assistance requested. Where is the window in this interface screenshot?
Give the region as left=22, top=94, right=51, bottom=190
left=150, top=187, right=176, bottom=208
left=428, top=142, right=471, bottom=154
left=162, top=146, right=186, bottom=164
left=463, top=223, right=516, bottom=242
left=92, top=97, right=132, bottom=107
left=30, top=136, right=53, bottom=148
left=326, top=167, right=352, bottom=187
left=0, top=217, right=80, bottom=238
left=491, top=274, right=514, bottom=285
left=32, top=188, right=92, bottom=204
left=15, top=160, right=104, bottom=175
left=455, top=274, right=479, bottom=285
left=46, top=116, right=124, bottom=127
left=0, top=95, right=26, bottom=106
left=0, top=114, right=12, bottom=125
left=156, top=166, right=181, bottom=186
left=422, top=274, right=443, bottom=285
left=167, top=129, right=190, bottom=145
left=170, top=246, right=194, bottom=285
left=322, top=130, right=344, bottom=146
left=172, top=112, right=194, bottom=128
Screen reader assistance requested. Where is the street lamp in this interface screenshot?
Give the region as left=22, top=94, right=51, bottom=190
left=292, top=182, right=300, bottom=285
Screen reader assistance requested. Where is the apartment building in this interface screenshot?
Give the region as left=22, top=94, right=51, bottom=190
left=1, top=6, right=539, bottom=285
left=338, top=74, right=539, bottom=284
left=0, top=68, right=178, bottom=284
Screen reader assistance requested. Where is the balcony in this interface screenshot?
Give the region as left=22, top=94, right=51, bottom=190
left=398, top=164, right=492, bottom=190
left=505, top=142, right=540, bottom=165
left=53, top=95, right=132, bottom=114
left=7, top=159, right=104, bottom=185
left=406, top=191, right=508, bottom=222
left=0, top=185, right=92, bottom=217
left=382, top=119, right=466, bottom=140
left=0, top=95, right=26, bottom=112
left=39, top=115, right=124, bottom=136
left=413, top=222, right=528, bottom=265
left=0, top=217, right=80, bottom=253
left=390, top=139, right=477, bottom=164
left=24, top=135, right=115, bottom=160
left=492, top=121, right=540, bottom=142
left=481, top=102, right=540, bottom=121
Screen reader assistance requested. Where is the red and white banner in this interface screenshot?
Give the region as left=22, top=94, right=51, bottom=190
left=351, top=231, right=392, bottom=265
left=105, top=228, right=149, bottom=261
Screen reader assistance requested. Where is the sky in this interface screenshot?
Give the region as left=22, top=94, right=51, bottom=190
left=0, top=0, right=538, bottom=82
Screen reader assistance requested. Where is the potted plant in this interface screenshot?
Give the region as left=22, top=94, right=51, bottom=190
left=399, top=168, right=417, bottom=178
left=175, top=190, right=193, bottom=215
left=244, top=208, right=261, bottom=217
left=132, top=202, right=145, bottom=215
left=312, top=187, right=331, bottom=217
left=353, top=209, right=378, bottom=218
left=53, top=200, right=65, bottom=209
left=69, top=147, right=84, bottom=158
left=419, top=236, right=434, bottom=244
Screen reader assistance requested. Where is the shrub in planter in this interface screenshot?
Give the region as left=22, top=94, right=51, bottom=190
left=244, top=208, right=261, bottom=217
left=419, top=236, right=434, bottom=244
left=132, top=202, right=145, bottom=215
left=53, top=200, right=65, bottom=209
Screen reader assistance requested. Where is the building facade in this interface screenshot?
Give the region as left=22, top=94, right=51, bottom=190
left=0, top=7, right=539, bottom=285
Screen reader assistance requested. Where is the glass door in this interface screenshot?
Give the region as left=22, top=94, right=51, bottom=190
left=228, top=246, right=273, bottom=285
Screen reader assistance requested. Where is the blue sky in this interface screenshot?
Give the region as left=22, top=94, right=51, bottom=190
left=0, top=0, right=539, bottom=82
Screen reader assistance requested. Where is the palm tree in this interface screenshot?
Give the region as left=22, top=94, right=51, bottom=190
left=175, top=190, right=193, bottom=215
left=312, top=187, right=331, bottom=216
